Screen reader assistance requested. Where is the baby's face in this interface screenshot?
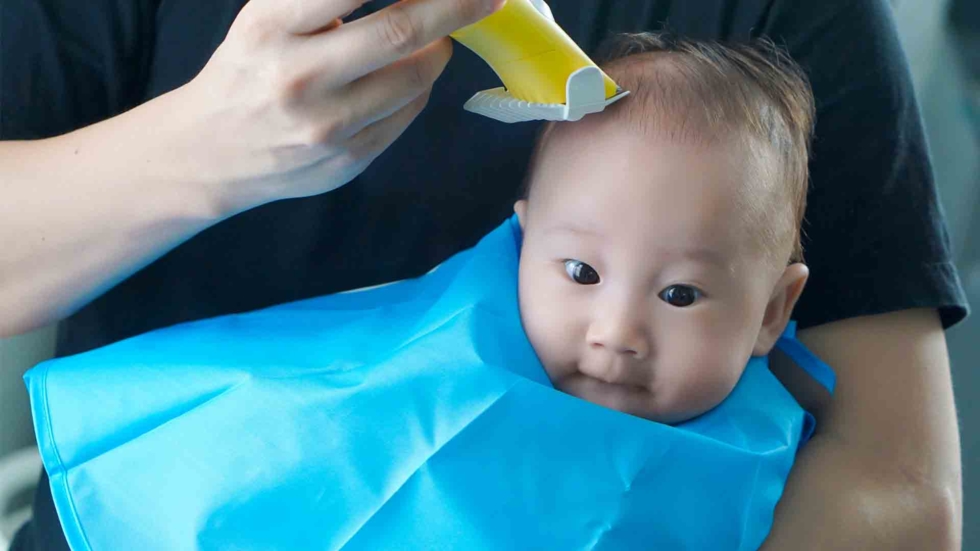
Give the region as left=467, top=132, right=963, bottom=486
left=517, top=119, right=784, bottom=424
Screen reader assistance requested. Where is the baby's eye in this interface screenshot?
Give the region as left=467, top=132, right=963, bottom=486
left=563, top=260, right=600, bottom=285
left=659, top=285, right=701, bottom=307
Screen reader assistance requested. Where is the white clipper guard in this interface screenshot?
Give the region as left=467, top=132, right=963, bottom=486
left=463, top=67, right=630, bottom=123
left=528, top=0, right=554, bottom=21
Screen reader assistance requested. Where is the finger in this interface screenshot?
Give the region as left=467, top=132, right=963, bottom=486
left=252, top=0, right=368, bottom=35
left=301, top=13, right=351, bottom=35
left=297, top=90, right=431, bottom=194
left=308, top=0, right=501, bottom=85
left=314, top=6, right=356, bottom=34
left=316, top=38, right=451, bottom=137
left=346, top=89, right=431, bottom=166
left=320, top=17, right=344, bottom=33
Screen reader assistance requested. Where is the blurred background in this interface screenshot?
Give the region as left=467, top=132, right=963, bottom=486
left=1, top=0, right=978, bottom=548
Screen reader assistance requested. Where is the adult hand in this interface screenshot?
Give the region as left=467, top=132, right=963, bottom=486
left=174, top=0, right=502, bottom=215
left=0, top=0, right=501, bottom=337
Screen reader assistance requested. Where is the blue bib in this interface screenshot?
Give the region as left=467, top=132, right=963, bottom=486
left=25, top=215, right=834, bottom=551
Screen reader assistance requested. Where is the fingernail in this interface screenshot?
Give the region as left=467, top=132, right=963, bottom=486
left=485, top=0, right=505, bottom=15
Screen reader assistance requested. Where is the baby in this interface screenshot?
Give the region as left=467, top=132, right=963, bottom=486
left=24, top=32, right=822, bottom=550
left=515, top=32, right=815, bottom=423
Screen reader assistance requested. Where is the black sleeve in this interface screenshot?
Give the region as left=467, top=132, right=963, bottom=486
left=0, top=0, right=157, bottom=140
left=760, top=0, right=969, bottom=329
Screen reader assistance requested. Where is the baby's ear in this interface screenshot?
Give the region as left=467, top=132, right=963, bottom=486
left=752, top=263, right=809, bottom=356
left=514, top=200, right=528, bottom=229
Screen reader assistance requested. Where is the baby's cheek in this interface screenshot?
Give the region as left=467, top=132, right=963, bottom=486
left=650, top=309, right=749, bottom=412
left=518, top=271, right=581, bottom=382
left=668, top=346, right=745, bottom=416
left=517, top=272, right=552, bottom=365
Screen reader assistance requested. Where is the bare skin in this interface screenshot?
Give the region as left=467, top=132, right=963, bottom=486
left=764, top=310, right=961, bottom=550
left=515, top=119, right=808, bottom=424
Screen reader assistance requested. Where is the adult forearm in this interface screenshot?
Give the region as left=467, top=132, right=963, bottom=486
left=761, top=432, right=960, bottom=550
left=0, top=89, right=224, bottom=337
left=763, top=310, right=962, bottom=550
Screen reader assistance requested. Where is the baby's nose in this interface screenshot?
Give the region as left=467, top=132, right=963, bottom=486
left=586, top=314, right=650, bottom=360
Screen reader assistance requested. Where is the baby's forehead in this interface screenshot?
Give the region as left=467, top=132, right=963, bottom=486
left=534, top=110, right=771, bottom=193
left=529, top=120, right=787, bottom=265
left=526, top=42, right=810, bottom=266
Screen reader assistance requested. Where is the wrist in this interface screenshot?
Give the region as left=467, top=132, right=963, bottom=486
left=137, top=85, right=242, bottom=222
left=155, top=79, right=287, bottom=219
left=51, top=90, right=228, bottom=228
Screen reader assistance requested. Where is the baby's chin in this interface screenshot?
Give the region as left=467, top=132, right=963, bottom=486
left=555, top=375, right=722, bottom=425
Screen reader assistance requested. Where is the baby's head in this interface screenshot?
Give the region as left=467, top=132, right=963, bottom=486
left=515, top=33, right=815, bottom=424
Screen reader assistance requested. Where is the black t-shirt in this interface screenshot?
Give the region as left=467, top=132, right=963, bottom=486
left=3, top=0, right=969, bottom=548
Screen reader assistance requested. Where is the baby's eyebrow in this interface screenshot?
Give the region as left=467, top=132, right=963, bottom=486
left=544, top=223, right=603, bottom=237
left=662, top=247, right=731, bottom=269
left=542, top=224, right=732, bottom=269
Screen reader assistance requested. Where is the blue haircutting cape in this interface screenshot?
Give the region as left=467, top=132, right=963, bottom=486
left=25, top=215, right=833, bottom=551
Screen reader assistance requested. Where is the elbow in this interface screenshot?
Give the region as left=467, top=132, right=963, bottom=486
left=920, top=481, right=962, bottom=551
left=0, top=295, right=53, bottom=339
left=906, top=439, right=963, bottom=549
left=886, top=462, right=962, bottom=550
left=0, top=316, right=40, bottom=339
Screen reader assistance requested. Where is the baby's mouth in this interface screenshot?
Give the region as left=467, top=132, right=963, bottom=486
left=553, top=373, right=658, bottom=420
left=556, top=368, right=651, bottom=398
left=573, top=358, right=651, bottom=389
left=561, top=373, right=650, bottom=395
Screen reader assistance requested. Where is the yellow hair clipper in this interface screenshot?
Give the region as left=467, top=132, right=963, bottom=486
left=450, top=0, right=629, bottom=123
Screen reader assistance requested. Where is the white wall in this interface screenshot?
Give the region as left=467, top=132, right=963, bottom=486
left=893, top=0, right=980, bottom=256
left=893, top=0, right=951, bottom=89
left=0, top=326, right=56, bottom=458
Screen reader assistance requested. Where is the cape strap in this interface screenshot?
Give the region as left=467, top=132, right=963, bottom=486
left=775, top=321, right=837, bottom=395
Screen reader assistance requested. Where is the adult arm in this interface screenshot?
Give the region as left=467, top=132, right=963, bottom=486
left=766, top=309, right=961, bottom=549
left=0, top=0, right=501, bottom=337
left=754, top=0, right=967, bottom=547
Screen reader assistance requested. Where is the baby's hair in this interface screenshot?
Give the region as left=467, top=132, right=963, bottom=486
left=524, top=32, right=816, bottom=264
